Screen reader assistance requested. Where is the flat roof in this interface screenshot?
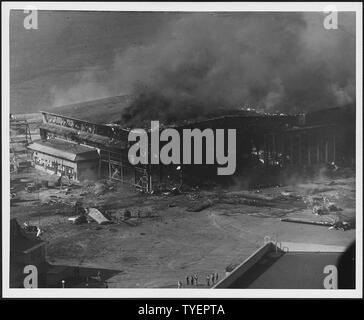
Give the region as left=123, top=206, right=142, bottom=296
left=27, top=139, right=99, bottom=162
left=227, top=251, right=341, bottom=289
left=214, top=241, right=348, bottom=289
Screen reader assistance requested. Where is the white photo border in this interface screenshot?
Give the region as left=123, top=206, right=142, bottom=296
left=2, top=1, right=362, bottom=299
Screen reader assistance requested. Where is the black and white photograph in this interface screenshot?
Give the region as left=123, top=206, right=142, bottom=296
left=1, top=2, right=362, bottom=299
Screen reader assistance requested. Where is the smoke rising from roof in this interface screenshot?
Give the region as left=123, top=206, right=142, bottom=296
left=46, top=12, right=355, bottom=124
left=115, top=12, right=355, bottom=125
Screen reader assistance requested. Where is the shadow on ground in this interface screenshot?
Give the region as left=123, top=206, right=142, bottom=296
left=44, top=264, right=123, bottom=288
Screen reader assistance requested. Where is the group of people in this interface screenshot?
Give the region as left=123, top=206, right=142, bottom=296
left=205, top=272, right=219, bottom=287
left=177, top=272, right=219, bottom=288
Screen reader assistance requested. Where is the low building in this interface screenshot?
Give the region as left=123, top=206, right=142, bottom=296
left=27, top=138, right=100, bottom=182
left=35, top=103, right=355, bottom=191
left=213, top=240, right=351, bottom=289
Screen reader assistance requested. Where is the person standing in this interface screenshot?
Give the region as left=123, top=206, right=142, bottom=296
left=186, top=275, right=190, bottom=286
left=206, top=275, right=210, bottom=287
left=211, top=273, right=215, bottom=284
left=177, top=280, right=182, bottom=288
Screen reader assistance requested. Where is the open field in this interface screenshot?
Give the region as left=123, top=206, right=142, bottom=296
left=10, top=165, right=356, bottom=288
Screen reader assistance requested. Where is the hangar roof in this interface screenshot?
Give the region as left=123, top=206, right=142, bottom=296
left=27, top=139, right=99, bottom=162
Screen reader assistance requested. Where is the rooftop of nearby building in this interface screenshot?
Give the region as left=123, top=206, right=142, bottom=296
left=214, top=241, right=348, bottom=289
left=27, top=139, right=99, bottom=162
left=10, top=218, right=45, bottom=253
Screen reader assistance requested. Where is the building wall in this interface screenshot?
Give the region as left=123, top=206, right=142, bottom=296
left=32, top=151, right=77, bottom=180
left=77, top=160, right=100, bottom=181
left=31, top=151, right=99, bottom=182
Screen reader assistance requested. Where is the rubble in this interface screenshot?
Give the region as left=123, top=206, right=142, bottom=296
left=278, top=191, right=302, bottom=201
left=22, top=222, right=43, bottom=237
left=86, top=180, right=116, bottom=196
left=23, top=222, right=38, bottom=233
left=281, top=217, right=354, bottom=231
left=218, top=197, right=273, bottom=207
left=187, top=193, right=200, bottom=201
left=68, top=215, right=87, bottom=224
left=303, top=194, right=343, bottom=216
left=87, top=208, right=112, bottom=225
left=113, top=207, right=156, bottom=221
left=327, top=203, right=343, bottom=212
left=281, top=217, right=333, bottom=227
left=25, top=182, right=39, bottom=193
left=312, top=205, right=329, bottom=216
left=330, top=220, right=353, bottom=231
left=187, top=199, right=214, bottom=212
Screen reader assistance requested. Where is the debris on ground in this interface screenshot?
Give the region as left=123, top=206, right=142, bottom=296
left=303, top=194, right=343, bottom=216
left=22, top=222, right=43, bottom=237
left=68, top=215, right=87, bottom=224
left=94, top=182, right=107, bottom=196
left=281, top=217, right=333, bottom=227
left=173, top=187, right=181, bottom=195
left=122, top=210, right=132, bottom=220
left=87, top=208, right=112, bottom=225
left=281, top=217, right=354, bottom=231
left=309, top=187, right=335, bottom=195
left=152, top=185, right=182, bottom=196
left=25, top=182, right=39, bottom=193
left=218, top=197, right=273, bottom=207
left=162, top=188, right=180, bottom=196
left=330, top=220, right=353, bottom=231
left=23, top=222, right=38, bottom=233
left=312, top=205, right=329, bottom=216
left=74, top=201, right=86, bottom=215
left=187, top=193, right=200, bottom=201
left=63, top=187, right=72, bottom=195
left=112, top=207, right=156, bottom=222
left=83, top=180, right=116, bottom=196
left=281, top=191, right=291, bottom=197
left=187, top=199, right=214, bottom=212
left=40, top=180, right=49, bottom=189
left=327, top=202, right=343, bottom=212
left=278, top=191, right=302, bottom=201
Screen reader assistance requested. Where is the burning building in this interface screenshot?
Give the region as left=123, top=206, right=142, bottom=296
left=27, top=100, right=355, bottom=191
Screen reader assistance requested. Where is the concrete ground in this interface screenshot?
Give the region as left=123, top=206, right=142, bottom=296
left=10, top=166, right=356, bottom=288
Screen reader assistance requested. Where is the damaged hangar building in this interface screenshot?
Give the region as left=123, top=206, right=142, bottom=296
left=27, top=99, right=355, bottom=191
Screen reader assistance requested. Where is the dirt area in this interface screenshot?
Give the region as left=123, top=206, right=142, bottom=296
left=10, top=166, right=356, bottom=288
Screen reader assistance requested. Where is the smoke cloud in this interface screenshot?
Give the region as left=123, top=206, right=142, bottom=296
left=51, top=12, right=356, bottom=125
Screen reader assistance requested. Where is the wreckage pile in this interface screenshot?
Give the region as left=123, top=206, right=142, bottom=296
left=303, top=195, right=343, bottom=216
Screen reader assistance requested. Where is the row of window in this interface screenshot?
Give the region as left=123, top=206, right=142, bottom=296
left=34, top=155, right=76, bottom=179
